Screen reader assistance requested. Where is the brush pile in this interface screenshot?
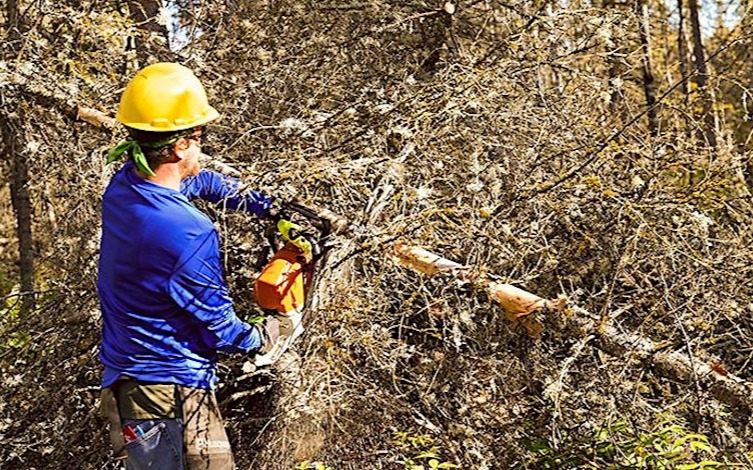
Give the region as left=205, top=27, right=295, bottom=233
left=1, top=1, right=752, bottom=468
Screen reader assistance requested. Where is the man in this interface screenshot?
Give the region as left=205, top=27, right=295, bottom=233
left=98, top=62, right=294, bottom=469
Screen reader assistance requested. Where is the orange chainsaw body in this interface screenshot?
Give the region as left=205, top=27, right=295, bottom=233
left=254, top=243, right=310, bottom=315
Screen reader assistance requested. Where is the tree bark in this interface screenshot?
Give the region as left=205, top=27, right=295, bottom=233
left=602, top=0, right=624, bottom=117
left=688, top=0, right=718, bottom=148
left=565, top=305, right=753, bottom=413
left=127, top=0, right=171, bottom=68
left=7, top=0, right=19, bottom=30
left=636, top=0, right=659, bottom=137
left=4, top=114, right=35, bottom=315
left=677, top=0, right=690, bottom=101
left=128, top=0, right=165, bottom=34
left=677, top=0, right=693, bottom=138
left=282, top=202, right=753, bottom=414
left=4, top=0, right=35, bottom=315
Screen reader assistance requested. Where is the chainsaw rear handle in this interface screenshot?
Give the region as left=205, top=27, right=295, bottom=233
left=277, top=201, right=332, bottom=257
left=276, top=219, right=315, bottom=255
left=262, top=221, right=320, bottom=256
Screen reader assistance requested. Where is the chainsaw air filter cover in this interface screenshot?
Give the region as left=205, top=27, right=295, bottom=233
left=254, top=242, right=309, bottom=315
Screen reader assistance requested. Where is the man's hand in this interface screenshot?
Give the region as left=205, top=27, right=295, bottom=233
left=265, top=198, right=289, bottom=222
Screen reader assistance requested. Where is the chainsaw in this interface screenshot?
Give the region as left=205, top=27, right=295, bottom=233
left=252, top=202, right=332, bottom=365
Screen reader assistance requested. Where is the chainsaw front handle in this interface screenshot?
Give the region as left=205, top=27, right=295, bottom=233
left=286, top=201, right=333, bottom=239
left=276, top=219, right=314, bottom=256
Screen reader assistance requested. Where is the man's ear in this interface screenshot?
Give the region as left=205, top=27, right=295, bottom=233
left=171, top=138, right=191, bottom=160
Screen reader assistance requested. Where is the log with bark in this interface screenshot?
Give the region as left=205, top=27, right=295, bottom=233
left=297, top=202, right=753, bottom=413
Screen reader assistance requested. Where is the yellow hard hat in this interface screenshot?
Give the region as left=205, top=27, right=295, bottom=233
left=116, top=62, right=219, bottom=132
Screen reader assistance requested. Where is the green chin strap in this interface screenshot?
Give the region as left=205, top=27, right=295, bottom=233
left=106, top=133, right=189, bottom=177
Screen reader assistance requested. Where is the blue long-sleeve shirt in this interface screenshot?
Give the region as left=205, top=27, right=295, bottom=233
left=98, top=161, right=272, bottom=390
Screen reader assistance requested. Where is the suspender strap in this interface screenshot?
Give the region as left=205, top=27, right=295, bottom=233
left=101, top=386, right=127, bottom=460
left=174, top=383, right=184, bottom=421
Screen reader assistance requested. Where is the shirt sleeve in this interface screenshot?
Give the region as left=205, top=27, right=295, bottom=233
left=167, top=229, right=262, bottom=354
left=181, top=170, right=272, bottom=218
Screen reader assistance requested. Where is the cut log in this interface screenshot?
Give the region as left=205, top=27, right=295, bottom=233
left=391, top=243, right=464, bottom=275
left=391, top=243, right=566, bottom=318
left=76, top=105, right=115, bottom=129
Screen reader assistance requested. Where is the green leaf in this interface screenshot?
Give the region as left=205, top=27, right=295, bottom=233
left=690, top=440, right=712, bottom=453
left=594, top=428, right=609, bottom=441
left=659, top=425, right=685, bottom=436
left=691, top=460, right=724, bottom=468
left=611, top=420, right=629, bottom=433
left=526, top=439, right=552, bottom=453
left=8, top=331, right=30, bottom=348
left=675, top=434, right=709, bottom=446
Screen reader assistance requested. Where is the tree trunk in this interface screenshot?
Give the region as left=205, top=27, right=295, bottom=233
left=5, top=116, right=35, bottom=315
left=127, top=0, right=171, bottom=68
left=602, top=0, right=624, bottom=117
left=688, top=0, right=718, bottom=148
left=636, top=0, right=659, bottom=137
left=4, top=0, right=36, bottom=315
left=677, top=0, right=690, bottom=101
left=412, top=2, right=460, bottom=79
left=677, top=0, right=692, bottom=138
left=7, top=0, right=19, bottom=30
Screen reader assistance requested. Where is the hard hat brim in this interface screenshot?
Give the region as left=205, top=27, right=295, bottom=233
left=117, top=106, right=220, bottom=133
